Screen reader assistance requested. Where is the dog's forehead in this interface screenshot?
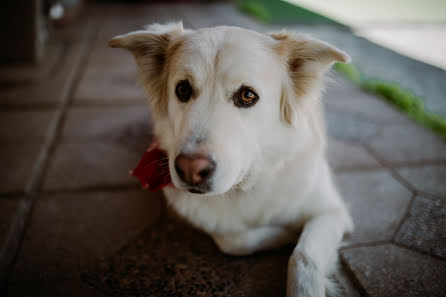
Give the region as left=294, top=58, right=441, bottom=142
left=180, top=27, right=272, bottom=65
left=169, top=27, right=277, bottom=84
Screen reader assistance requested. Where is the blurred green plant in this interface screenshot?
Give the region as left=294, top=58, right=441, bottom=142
left=237, top=1, right=271, bottom=22
left=334, top=63, right=446, bottom=140
left=236, top=0, right=338, bottom=24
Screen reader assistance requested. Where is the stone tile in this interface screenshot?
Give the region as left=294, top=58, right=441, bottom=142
left=0, top=42, right=62, bottom=82
left=367, top=120, right=446, bottom=165
left=395, top=196, right=446, bottom=259
left=42, top=141, right=141, bottom=192
left=11, top=190, right=163, bottom=282
left=61, top=105, right=151, bottom=142
left=0, top=77, right=68, bottom=106
left=0, top=145, right=42, bottom=194
left=6, top=279, right=107, bottom=297
left=73, top=66, right=144, bottom=104
left=0, top=198, right=19, bottom=247
left=327, top=138, right=381, bottom=170
left=61, top=105, right=153, bottom=155
left=397, top=164, right=446, bottom=198
left=0, top=110, right=55, bottom=143
left=325, top=108, right=380, bottom=143
left=0, top=42, right=64, bottom=107
left=335, top=170, right=412, bottom=244
left=0, top=32, right=87, bottom=107
left=323, top=75, right=409, bottom=124
left=341, top=244, right=446, bottom=297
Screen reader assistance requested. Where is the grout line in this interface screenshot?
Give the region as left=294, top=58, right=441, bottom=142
left=71, top=99, right=146, bottom=107
left=339, top=254, right=370, bottom=297
left=340, top=240, right=392, bottom=251
left=0, top=18, right=99, bottom=289
left=0, top=104, right=59, bottom=112
left=39, top=183, right=141, bottom=196
left=390, top=241, right=446, bottom=261
left=391, top=192, right=416, bottom=240
left=363, top=144, right=419, bottom=194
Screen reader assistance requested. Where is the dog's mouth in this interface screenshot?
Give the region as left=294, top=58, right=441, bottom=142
left=184, top=182, right=212, bottom=194
left=187, top=187, right=206, bottom=194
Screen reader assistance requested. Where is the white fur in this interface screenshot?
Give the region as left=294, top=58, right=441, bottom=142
left=111, top=23, right=353, bottom=297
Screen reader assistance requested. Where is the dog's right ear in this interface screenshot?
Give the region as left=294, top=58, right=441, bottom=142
left=108, top=22, right=185, bottom=114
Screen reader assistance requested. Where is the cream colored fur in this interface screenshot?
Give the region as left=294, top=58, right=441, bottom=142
left=110, top=22, right=353, bottom=297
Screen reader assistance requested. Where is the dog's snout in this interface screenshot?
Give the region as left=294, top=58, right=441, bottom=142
left=174, top=153, right=216, bottom=185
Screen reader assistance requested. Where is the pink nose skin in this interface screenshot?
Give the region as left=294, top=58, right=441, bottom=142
left=174, top=153, right=216, bottom=185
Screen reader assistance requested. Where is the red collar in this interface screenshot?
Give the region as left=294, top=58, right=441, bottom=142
left=130, top=138, right=174, bottom=191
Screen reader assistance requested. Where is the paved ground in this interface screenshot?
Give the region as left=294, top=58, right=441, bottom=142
left=1, top=3, right=445, bottom=297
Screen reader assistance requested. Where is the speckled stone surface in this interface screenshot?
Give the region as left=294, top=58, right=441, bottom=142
left=395, top=196, right=446, bottom=259
left=83, top=215, right=294, bottom=297
left=341, top=244, right=446, bottom=297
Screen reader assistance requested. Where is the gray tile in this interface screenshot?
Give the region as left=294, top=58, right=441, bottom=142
left=395, top=196, right=446, bottom=259
left=6, top=279, right=107, bottom=297
left=397, top=164, right=446, bottom=198
left=0, top=111, right=55, bottom=143
left=325, top=108, right=380, bottom=143
left=11, top=190, right=163, bottom=282
left=61, top=105, right=151, bottom=142
left=323, top=75, right=409, bottom=124
left=335, top=170, right=412, bottom=244
left=341, top=244, right=446, bottom=297
left=42, top=142, right=141, bottom=192
left=0, top=145, right=42, bottom=194
left=73, top=66, right=144, bottom=104
left=368, top=121, right=446, bottom=165
left=327, top=138, right=381, bottom=170
left=0, top=32, right=88, bottom=107
left=0, top=42, right=62, bottom=82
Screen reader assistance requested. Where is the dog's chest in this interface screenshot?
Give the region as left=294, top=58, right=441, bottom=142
left=163, top=167, right=318, bottom=235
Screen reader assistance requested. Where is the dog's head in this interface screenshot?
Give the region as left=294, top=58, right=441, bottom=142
left=110, top=22, right=349, bottom=195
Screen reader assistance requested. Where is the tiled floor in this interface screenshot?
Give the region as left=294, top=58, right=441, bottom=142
left=0, top=3, right=445, bottom=297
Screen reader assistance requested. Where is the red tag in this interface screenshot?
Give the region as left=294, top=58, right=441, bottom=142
left=130, top=139, right=173, bottom=191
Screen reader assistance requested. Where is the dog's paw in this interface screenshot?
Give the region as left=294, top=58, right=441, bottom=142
left=286, top=250, right=325, bottom=297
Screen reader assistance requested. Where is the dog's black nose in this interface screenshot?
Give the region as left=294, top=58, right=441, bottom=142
left=174, top=153, right=216, bottom=185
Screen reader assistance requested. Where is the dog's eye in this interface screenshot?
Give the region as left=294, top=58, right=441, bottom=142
left=175, top=80, right=193, bottom=102
left=235, top=87, right=258, bottom=108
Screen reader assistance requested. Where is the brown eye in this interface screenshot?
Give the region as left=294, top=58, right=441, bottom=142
left=175, top=80, right=192, bottom=102
left=235, top=87, right=259, bottom=108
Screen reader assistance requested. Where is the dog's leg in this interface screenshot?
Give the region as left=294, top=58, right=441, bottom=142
left=286, top=210, right=351, bottom=297
left=212, top=226, right=296, bottom=256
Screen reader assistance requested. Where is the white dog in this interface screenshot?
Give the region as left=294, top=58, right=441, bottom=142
left=110, top=22, right=353, bottom=297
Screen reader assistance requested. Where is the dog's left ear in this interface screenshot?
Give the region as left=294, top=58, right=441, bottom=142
left=269, top=31, right=350, bottom=125
left=109, top=22, right=185, bottom=114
